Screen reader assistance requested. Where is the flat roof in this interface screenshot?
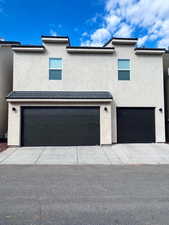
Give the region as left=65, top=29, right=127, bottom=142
left=103, top=37, right=138, bottom=47
left=67, top=46, right=114, bottom=50
left=41, top=35, right=69, bottom=39
left=7, top=91, right=113, bottom=99
left=12, top=45, right=44, bottom=48
left=135, top=48, right=166, bottom=51
left=112, top=37, right=138, bottom=40
left=0, top=41, right=21, bottom=45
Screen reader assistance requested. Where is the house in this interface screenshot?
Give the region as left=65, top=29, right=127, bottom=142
left=163, top=51, right=169, bottom=141
left=0, top=40, right=20, bottom=141
left=6, top=36, right=166, bottom=146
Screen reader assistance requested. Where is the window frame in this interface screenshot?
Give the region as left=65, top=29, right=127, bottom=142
left=118, top=59, right=130, bottom=81
left=49, top=58, right=63, bottom=80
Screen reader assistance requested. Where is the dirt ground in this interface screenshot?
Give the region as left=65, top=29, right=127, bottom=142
left=0, top=142, right=7, bottom=152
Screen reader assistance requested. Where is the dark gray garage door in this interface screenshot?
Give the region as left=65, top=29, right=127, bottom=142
left=21, top=107, right=100, bottom=146
left=117, top=107, right=155, bottom=143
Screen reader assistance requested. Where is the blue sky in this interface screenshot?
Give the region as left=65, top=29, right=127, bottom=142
left=0, top=0, right=169, bottom=48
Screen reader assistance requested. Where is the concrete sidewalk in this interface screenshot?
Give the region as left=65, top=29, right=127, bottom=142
left=1, top=144, right=169, bottom=165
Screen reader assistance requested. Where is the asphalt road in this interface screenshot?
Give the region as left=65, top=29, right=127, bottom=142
left=0, top=165, right=169, bottom=225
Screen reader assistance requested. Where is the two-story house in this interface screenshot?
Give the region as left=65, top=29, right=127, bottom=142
left=163, top=51, right=169, bottom=141
left=6, top=36, right=166, bottom=146
left=0, top=40, right=20, bottom=141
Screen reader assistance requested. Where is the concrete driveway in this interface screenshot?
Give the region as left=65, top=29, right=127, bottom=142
left=1, top=144, right=169, bottom=165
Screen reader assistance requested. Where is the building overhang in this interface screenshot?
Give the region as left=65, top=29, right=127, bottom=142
left=7, top=91, right=113, bottom=103
left=42, top=36, right=69, bottom=44
left=111, top=38, right=138, bottom=45
left=12, top=45, right=45, bottom=52
left=135, top=48, right=166, bottom=55
left=0, top=41, right=21, bottom=47
left=66, top=46, right=115, bottom=54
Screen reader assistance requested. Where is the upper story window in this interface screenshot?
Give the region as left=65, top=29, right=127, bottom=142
left=118, top=59, right=130, bottom=80
left=49, top=58, right=62, bottom=80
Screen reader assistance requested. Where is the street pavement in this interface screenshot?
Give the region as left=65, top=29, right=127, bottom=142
left=0, top=165, right=169, bottom=225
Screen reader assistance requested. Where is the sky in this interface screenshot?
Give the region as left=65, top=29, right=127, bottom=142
left=0, top=0, right=169, bottom=48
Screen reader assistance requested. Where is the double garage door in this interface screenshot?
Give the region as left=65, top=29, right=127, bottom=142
left=21, top=106, right=155, bottom=146
left=21, top=107, right=100, bottom=146
left=117, top=107, right=155, bottom=143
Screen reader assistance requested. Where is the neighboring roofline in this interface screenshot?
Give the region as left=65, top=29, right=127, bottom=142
left=103, top=37, right=138, bottom=47
left=0, top=41, right=21, bottom=46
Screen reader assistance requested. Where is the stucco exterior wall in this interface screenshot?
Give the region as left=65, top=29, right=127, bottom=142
left=0, top=46, right=13, bottom=138
left=10, top=42, right=166, bottom=144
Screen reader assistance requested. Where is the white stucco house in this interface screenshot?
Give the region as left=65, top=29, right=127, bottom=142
left=0, top=40, right=20, bottom=141
left=6, top=36, right=166, bottom=146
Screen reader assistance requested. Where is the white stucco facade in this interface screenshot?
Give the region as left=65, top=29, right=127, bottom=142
left=7, top=37, right=166, bottom=146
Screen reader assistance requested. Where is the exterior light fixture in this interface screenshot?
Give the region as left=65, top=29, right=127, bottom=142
left=104, top=107, right=108, bottom=112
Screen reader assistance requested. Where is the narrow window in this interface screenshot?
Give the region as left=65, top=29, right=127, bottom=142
left=118, top=59, right=130, bottom=80
left=49, top=58, right=62, bottom=80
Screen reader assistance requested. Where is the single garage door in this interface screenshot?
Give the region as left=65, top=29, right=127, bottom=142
left=117, top=107, right=155, bottom=143
left=21, top=106, right=100, bottom=146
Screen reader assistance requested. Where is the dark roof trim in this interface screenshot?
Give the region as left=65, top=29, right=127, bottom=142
left=67, top=46, right=114, bottom=50
left=7, top=91, right=113, bottom=100
left=103, top=37, right=138, bottom=47
left=41, top=35, right=69, bottom=39
left=113, top=37, right=138, bottom=40
left=135, top=48, right=166, bottom=51
left=0, top=41, right=21, bottom=45
left=12, top=45, right=44, bottom=48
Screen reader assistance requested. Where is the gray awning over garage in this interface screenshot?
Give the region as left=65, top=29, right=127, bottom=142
left=7, top=91, right=113, bottom=100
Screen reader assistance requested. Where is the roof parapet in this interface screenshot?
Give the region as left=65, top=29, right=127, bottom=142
left=41, top=35, right=70, bottom=44
left=12, top=45, right=45, bottom=52
left=135, top=48, right=166, bottom=55
left=66, top=46, right=115, bottom=54
left=111, top=37, right=138, bottom=45
left=0, top=41, right=21, bottom=47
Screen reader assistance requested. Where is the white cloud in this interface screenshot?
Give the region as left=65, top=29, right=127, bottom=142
left=137, top=35, right=148, bottom=47
left=81, top=28, right=111, bottom=46
left=82, top=32, right=88, bottom=37
left=105, top=14, right=121, bottom=32
left=114, top=23, right=132, bottom=38
left=49, top=29, right=57, bottom=36
left=81, top=0, right=169, bottom=48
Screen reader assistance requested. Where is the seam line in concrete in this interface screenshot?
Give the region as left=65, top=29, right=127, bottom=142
left=102, top=148, right=113, bottom=165
left=0, top=148, right=18, bottom=164
left=34, top=148, right=45, bottom=164
left=76, top=147, right=79, bottom=165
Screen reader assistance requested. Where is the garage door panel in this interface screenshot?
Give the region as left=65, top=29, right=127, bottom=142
left=21, top=107, right=100, bottom=146
left=117, top=108, right=155, bottom=143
